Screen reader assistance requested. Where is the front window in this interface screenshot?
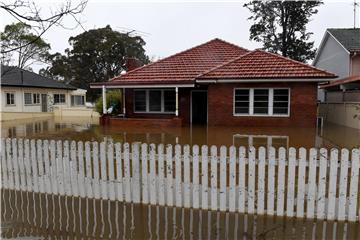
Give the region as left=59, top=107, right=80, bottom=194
left=6, top=93, right=15, bottom=105
left=24, top=93, right=32, bottom=105
left=54, top=94, right=66, bottom=104
left=33, top=93, right=40, bottom=104
left=71, top=95, right=85, bottom=106
left=234, top=88, right=289, bottom=116
left=134, top=89, right=176, bottom=113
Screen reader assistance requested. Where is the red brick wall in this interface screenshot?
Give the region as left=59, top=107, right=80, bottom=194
left=207, top=82, right=318, bottom=127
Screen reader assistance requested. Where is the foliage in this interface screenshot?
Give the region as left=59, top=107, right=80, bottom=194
left=244, top=0, right=322, bottom=62
left=41, top=25, right=150, bottom=101
left=95, top=90, right=122, bottom=115
left=1, top=22, right=51, bottom=69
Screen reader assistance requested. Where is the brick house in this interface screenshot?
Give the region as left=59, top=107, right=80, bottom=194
left=91, top=38, right=336, bottom=127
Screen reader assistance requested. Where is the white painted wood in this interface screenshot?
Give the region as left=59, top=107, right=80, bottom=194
left=219, top=146, right=227, bottom=211
left=306, top=148, right=317, bottom=219
left=12, top=139, right=20, bottom=190
left=286, top=147, right=296, bottom=217
left=238, top=146, right=246, bottom=213
left=201, top=145, right=209, bottom=210
left=210, top=145, right=218, bottom=211
left=49, top=140, right=57, bottom=194
left=166, top=144, right=174, bottom=206
left=1, top=138, right=8, bottom=188
left=175, top=144, right=182, bottom=207
left=337, top=148, right=349, bottom=221
left=276, top=147, right=286, bottom=216
left=17, top=139, right=26, bottom=191
left=296, top=147, right=306, bottom=218
left=107, top=141, right=115, bottom=201
left=131, top=143, right=140, bottom=203
left=64, top=141, right=73, bottom=196
left=327, top=149, right=339, bottom=221
left=348, top=149, right=360, bottom=221
left=70, top=141, right=79, bottom=197
left=92, top=141, right=101, bottom=199
left=141, top=143, right=149, bottom=204
left=257, top=146, right=266, bottom=215
left=84, top=141, right=93, bottom=198
left=317, top=148, right=328, bottom=220
left=36, top=139, right=46, bottom=193
left=6, top=138, right=14, bottom=189
left=56, top=140, right=64, bottom=195
left=123, top=143, right=132, bottom=202
left=100, top=142, right=108, bottom=199
left=248, top=146, right=256, bottom=214
left=42, top=140, right=52, bottom=194
left=228, top=146, right=236, bottom=212
left=183, top=145, right=191, bottom=208
left=114, top=143, right=123, bottom=201
left=267, top=147, right=276, bottom=215
left=157, top=144, right=165, bottom=206
left=192, top=145, right=200, bottom=209
left=77, top=141, right=86, bottom=198
left=149, top=143, right=157, bottom=205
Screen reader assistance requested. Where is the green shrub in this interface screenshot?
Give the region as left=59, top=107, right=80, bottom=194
left=95, top=90, right=122, bottom=115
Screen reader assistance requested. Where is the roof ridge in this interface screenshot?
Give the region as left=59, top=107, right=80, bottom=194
left=196, top=50, right=255, bottom=79
left=111, top=38, right=249, bottom=81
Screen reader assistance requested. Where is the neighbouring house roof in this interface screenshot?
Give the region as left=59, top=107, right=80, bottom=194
left=91, top=38, right=336, bottom=88
left=1, top=65, right=77, bottom=90
left=197, top=50, right=336, bottom=80
left=327, top=28, right=360, bottom=52
left=320, top=75, right=360, bottom=89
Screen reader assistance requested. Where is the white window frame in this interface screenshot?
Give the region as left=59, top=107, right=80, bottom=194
left=5, top=92, right=15, bottom=106
left=54, top=93, right=66, bottom=105
left=33, top=93, right=41, bottom=105
left=134, top=89, right=176, bottom=114
left=233, top=88, right=290, bottom=117
left=71, top=95, right=85, bottom=106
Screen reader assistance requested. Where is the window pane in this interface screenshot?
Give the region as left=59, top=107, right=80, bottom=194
left=149, top=90, right=161, bottom=111
left=234, top=89, right=249, bottom=114
left=6, top=93, right=14, bottom=105
left=33, top=94, right=40, bottom=104
left=273, top=89, right=289, bottom=115
left=24, top=93, right=32, bottom=104
left=253, top=89, right=268, bottom=114
left=134, top=90, right=146, bottom=111
left=164, top=90, right=175, bottom=112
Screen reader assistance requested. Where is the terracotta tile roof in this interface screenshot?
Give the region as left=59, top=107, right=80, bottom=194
left=197, top=50, right=336, bottom=80
left=320, top=75, right=360, bottom=89
left=109, top=38, right=249, bottom=84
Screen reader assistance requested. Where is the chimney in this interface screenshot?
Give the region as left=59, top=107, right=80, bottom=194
left=125, top=57, right=142, bottom=71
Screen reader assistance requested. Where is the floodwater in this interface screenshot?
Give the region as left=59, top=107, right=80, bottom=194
left=1, top=189, right=359, bottom=239
left=1, top=116, right=359, bottom=149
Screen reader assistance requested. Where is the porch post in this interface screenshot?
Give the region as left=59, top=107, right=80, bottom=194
left=175, top=87, right=179, bottom=116
left=102, top=85, right=107, bottom=114
left=123, top=88, right=126, bottom=116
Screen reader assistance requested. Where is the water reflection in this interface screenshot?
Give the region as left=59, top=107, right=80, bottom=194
left=1, top=116, right=359, bottom=148
left=1, top=189, right=359, bottom=239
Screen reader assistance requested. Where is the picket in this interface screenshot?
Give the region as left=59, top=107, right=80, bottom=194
left=1, top=138, right=359, bottom=223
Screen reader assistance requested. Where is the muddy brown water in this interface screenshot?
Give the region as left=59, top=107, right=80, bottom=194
left=1, top=189, right=359, bottom=240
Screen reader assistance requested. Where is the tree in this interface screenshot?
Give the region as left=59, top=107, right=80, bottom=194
left=1, top=0, right=87, bottom=55
left=42, top=25, right=150, bottom=101
left=244, top=0, right=322, bottom=62
left=95, top=90, right=122, bottom=115
left=1, top=22, right=51, bottom=69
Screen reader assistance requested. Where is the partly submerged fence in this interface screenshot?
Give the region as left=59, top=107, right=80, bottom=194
left=1, top=138, right=359, bottom=222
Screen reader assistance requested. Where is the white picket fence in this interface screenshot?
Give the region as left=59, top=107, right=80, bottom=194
left=1, top=138, right=359, bottom=222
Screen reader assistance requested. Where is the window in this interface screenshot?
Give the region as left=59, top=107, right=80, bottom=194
left=6, top=93, right=15, bottom=105
left=33, top=93, right=40, bottom=104
left=24, top=93, right=32, bottom=105
left=54, top=94, right=66, bottom=104
left=71, top=95, right=85, bottom=106
left=234, top=88, right=290, bottom=117
left=134, top=89, right=176, bottom=113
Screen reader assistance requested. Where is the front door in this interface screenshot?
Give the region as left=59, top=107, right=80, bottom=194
left=191, top=91, right=207, bottom=124
left=41, top=94, right=47, bottom=112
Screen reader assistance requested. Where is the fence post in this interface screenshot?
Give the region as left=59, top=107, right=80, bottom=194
left=183, top=145, right=191, bottom=208
left=115, top=143, right=123, bottom=201
left=1, top=138, right=8, bottom=188
left=219, top=146, right=227, bottom=211
left=257, top=146, right=266, bottom=215
left=348, top=149, right=360, bottom=221
left=338, top=148, right=349, bottom=221
left=192, top=145, right=200, bottom=209
left=317, top=148, right=328, bottom=219
left=267, top=147, right=276, bottom=215
left=238, top=146, right=246, bottom=213
left=141, top=143, right=149, bottom=204
left=43, top=140, right=52, bottom=194
left=175, top=144, right=182, bottom=207
left=131, top=142, right=141, bottom=203
left=149, top=143, right=157, bottom=205
left=157, top=144, right=165, bottom=206
left=248, top=147, right=256, bottom=214
left=12, top=138, right=20, bottom=191
left=210, top=145, right=218, bottom=211
left=56, top=140, right=64, bottom=195
left=107, top=141, right=116, bottom=201
left=70, top=140, right=79, bottom=197
left=276, top=147, right=286, bottom=216
left=296, top=148, right=306, bottom=218
left=92, top=141, right=100, bottom=199
left=286, top=147, right=296, bottom=217
left=63, top=140, right=72, bottom=196
left=49, top=140, right=57, bottom=194
left=327, top=149, right=339, bottom=220
left=6, top=138, right=14, bottom=190
left=17, top=139, right=26, bottom=191
left=78, top=141, right=86, bottom=198
left=201, top=145, right=209, bottom=210
left=166, top=144, right=173, bottom=207
left=228, top=146, right=236, bottom=212
left=84, top=141, right=93, bottom=198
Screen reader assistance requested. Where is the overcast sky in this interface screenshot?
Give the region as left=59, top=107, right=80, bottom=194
left=1, top=0, right=359, bottom=72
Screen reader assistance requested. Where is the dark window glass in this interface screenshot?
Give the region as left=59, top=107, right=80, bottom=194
left=273, top=89, right=289, bottom=115
left=24, top=93, right=32, bottom=104
left=253, top=89, right=268, bottom=114
left=54, top=94, right=66, bottom=104
left=134, top=90, right=146, bottom=111
left=234, top=89, right=250, bottom=114
left=6, top=93, right=15, bottom=105
left=164, top=90, right=175, bottom=112
left=149, top=90, right=161, bottom=111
